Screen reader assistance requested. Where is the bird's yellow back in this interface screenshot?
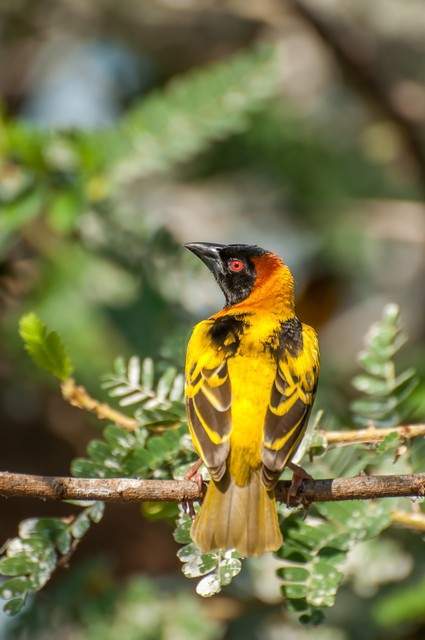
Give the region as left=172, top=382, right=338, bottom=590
left=184, top=243, right=319, bottom=555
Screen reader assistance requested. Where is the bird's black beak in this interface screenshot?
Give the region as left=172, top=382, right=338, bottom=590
left=184, top=242, right=224, bottom=272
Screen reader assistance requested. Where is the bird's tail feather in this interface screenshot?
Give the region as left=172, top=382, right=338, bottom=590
left=191, top=470, right=282, bottom=556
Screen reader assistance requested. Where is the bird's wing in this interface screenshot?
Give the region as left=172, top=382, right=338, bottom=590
left=261, top=323, right=319, bottom=488
left=185, top=320, right=233, bottom=481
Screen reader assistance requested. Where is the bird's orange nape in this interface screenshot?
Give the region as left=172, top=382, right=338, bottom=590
left=223, top=253, right=295, bottom=315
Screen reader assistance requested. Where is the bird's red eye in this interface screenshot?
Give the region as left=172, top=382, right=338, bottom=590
left=228, top=259, right=245, bottom=273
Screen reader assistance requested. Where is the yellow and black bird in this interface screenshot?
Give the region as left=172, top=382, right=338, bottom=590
left=184, top=242, right=319, bottom=556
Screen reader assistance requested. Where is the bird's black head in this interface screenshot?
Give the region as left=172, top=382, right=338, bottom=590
left=185, top=242, right=268, bottom=306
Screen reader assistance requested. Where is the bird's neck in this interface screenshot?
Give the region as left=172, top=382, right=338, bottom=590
left=219, top=256, right=295, bottom=320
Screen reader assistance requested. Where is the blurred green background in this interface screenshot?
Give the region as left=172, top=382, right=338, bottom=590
left=0, top=1, right=424, bottom=638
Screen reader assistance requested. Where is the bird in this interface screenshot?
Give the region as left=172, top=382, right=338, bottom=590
left=184, top=242, right=319, bottom=556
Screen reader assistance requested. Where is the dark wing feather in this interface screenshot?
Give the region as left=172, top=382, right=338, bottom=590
left=262, top=324, right=319, bottom=488
left=185, top=322, right=235, bottom=480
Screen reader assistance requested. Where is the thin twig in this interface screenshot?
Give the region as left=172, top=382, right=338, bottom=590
left=322, top=424, right=425, bottom=445
left=61, top=379, right=138, bottom=431
left=62, top=377, right=425, bottom=446
left=391, top=509, right=425, bottom=532
left=0, top=472, right=423, bottom=503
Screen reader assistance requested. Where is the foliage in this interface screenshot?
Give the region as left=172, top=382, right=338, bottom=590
left=6, top=562, right=222, bottom=640
left=0, top=307, right=423, bottom=624
left=278, top=501, right=392, bottom=624
left=0, top=503, right=104, bottom=615
left=373, top=575, right=425, bottom=627
left=102, top=355, right=186, bottom=425
left=71, top=420, right=191, bottom=482
left=72, top=356, right=192, bottom=482
left=275, top=431, right=402, bottom=624
left=174, top=510, right=242, bottom=598
left=0, top=44, right=279, bottom=251
left=350, top=303, right=418, bottom=428
left=19, top=312, right=74, bottom=381
left=1, top=8, right=424, bottom=637
left=104, top=45, right=279, bottom=186
left=276, top=303, right=420, bottom=623
left=81, top=579, right=222, bottom=640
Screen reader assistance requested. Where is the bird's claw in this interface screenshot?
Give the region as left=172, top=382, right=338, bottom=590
left=286, top=462, right=313, bottom=508
left=182, top=499, right=197, bottom=518
left=182, top=459, right=205, bottom=518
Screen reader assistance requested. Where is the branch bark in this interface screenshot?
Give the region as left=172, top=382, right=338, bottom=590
left=0, top=472, right=423, bottom=503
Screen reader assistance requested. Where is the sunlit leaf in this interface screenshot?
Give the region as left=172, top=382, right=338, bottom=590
left=19, top=312, right=73, bottom=380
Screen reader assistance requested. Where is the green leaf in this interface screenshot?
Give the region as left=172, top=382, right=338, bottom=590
left=55, top=530, right=72, bottom=555
left=3, top=597, right=26, bottom=615
left=351, top=304, right=417, bottom=428
left=19, top=312, right=73, bottom=380
left=217, top=553, right=242, bottom=586
left=157, top=367, right=177, bottom=400
left=175, top=510, right=243, bottom=597
left=0, top=187, right=44, bottom=247
left=47, top=190, right=81, bottom=233
left=352, top=375, right=391, bottom=396
left=71, top=458, right=106, bottom=478
left=124, top=447, right=155, bottom=475
left=102, top=356, right=185, bottom=414
left=19, top=517, right=67, bottom=540
left=277, top=500, right=392, bottom=621
left=178, top=544, right=217, bottom=578
left=70, top=513, right=92, bottom=539
left=0, top=504, right=104, bottom=615
left=92, top=45, right=279, bottom=185
left=87, top=440, right=112, bottom=463
left=30, top=544, right=57, bottom=589
left=103, top=424, right=138, bottom=450
left=142, top=357, right=154, bottom=389
left=88, top=502, right=105, bottom=524
left=375, top=432, right=400, bottom=455
left=373, top=576, right=425, bottom=626
left=173, top=512, right=193, bottom=545
left=0, top=555, right=35, bottom=576
left=0, top=577, right=30, bottom=599
left=195, top=573, right=222, bottom=598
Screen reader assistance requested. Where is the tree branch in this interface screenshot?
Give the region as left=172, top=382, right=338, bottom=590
left=0, top=472, right=423, bottom=503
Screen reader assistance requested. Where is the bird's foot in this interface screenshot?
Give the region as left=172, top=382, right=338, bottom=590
left=182, top=459, right=204, bottom=518
left=287, top=462, right=313, bottom=508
